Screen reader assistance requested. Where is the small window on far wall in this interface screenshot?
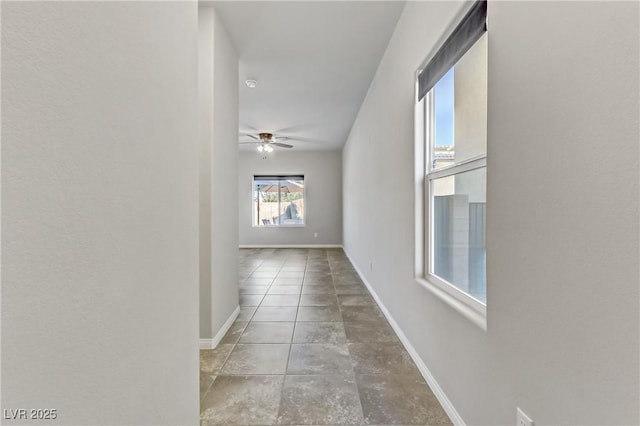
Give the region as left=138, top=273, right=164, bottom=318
left=417, top=0, right=487, bottom=306
left=253, top=175, right=305, bottom=227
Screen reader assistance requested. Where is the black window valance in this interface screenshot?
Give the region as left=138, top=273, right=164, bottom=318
left=418, top=0, right=487, bottom=101
left=254, top=175, right=304, bottom=181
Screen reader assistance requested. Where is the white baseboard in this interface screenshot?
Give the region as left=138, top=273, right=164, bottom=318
left=200, top=305, right=240, bottom=350
left=343, top=249, right=465, bottom=426
left=239, top=244, right=343, bottom=249
left=199, top=339, right=215, bottom=350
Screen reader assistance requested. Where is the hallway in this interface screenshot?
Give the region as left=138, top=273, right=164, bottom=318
left=200, top=248, right=451, bottom=425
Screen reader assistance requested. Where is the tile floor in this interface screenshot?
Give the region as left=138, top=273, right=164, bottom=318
left=200, top=248, right=451, bottom=425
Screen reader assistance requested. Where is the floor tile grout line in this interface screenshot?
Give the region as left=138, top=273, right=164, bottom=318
left=329, top=250, right=369, bottom=425
left=276, top=251, right=308, bottom=425
left=278, top=251, right=307, bottom=378
left=210, top=249, right=448, bottom=425
left=199, top=375, right=216, bottom=402
left=200, top=335, right=237, bottom=402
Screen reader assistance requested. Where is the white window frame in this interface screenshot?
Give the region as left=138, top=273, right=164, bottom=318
left=414, top=33, right=488, bottom=331
left=252, top=175, right=306, bottom=228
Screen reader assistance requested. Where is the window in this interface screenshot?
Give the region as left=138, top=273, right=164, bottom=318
left=253, top=175, right=305, bottom=227
left=427, top=34, right=487, bottom=303
left=415, top=0, right=487, bottom=324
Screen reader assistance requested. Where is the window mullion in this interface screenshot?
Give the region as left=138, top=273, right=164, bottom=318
left=277, top=181, right=282, bottom=225
left=427, top=156, right=486, bottom=181
left=426, top=90, right=435, bottom=173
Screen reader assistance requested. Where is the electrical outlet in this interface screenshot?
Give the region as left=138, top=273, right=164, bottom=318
left=314, top=232, right=318, bottom=238
left=517, top=407, right=533, bottom=426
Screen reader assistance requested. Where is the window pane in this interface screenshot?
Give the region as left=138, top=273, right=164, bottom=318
left=279, top=179, right=304, bottom=225
left=431, top=167, right=486, bottom=302
left=431, top=33, right=487, bottom=170
left=253, top=177, right=305, bottom=227
left=253, top=179, right=279, bottom=226
left=433, top=69, right=455, bottom=169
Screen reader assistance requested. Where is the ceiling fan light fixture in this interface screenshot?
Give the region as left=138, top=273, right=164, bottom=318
left=240, top=131, right=293, bottom=155
left=245, top=79, right=257, bottom=88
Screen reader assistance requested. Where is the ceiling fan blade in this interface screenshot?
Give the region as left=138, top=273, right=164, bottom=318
left=239, top=141, right=260, bottom=144
left=240, top=122, right=259, bottom=132
left=283, top=136, right=322, bottom=143
left=272, top=142, right=293, bottom=148
left=240, top=133, right=259, bottom=140
left=273, top=123, right=315, bottom=134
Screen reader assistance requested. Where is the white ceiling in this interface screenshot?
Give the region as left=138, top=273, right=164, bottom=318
left=212, top=1, right=406, bottom=151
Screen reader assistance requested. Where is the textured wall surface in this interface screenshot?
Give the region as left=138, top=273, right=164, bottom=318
left=199, top=7, right=214, bottom=339
left=2, top=2, right=200, bottom=424
left=343, top=1, right=639, bottom=424
left=210, top=7, right=240, bottom=339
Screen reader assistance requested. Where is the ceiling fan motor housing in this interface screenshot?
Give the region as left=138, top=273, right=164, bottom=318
left=259, top=132, right=273, bottom=142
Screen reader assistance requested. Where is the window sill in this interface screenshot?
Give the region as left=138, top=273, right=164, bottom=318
left=415, top=276, right=487, bottom=331
left=252, top=224, right=306, bottom=228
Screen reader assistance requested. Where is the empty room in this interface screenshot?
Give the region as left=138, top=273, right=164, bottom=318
left=2, top=0, right=638, bottom=425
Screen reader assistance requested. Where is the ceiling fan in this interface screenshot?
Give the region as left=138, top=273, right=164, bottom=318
left=239, top=132, right=293, bottom=153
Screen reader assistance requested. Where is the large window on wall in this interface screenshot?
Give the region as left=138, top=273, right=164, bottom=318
left=253, top=175, right=305, bottom=227
left=416, top=0, right=487, bottom=320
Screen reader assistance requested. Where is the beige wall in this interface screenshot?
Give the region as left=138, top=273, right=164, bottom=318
left=343, top=1, right=639, bottom=424
left=2, top=2, right=200, bottom=423
left=199, top=6, right=240, bottom=340
left=199, top=6, right=214, bottom=339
